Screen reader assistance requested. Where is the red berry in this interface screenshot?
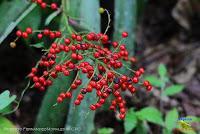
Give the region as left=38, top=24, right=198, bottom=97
left=22, top=32, right=28, bottom=38
left=112, top=41, right=118, bottom=48
left=16, top=30, right=22, bottom=37
left=74, top=100, right=81, bottom=105
left=71, top=33, right=77, bottom=39
left=64, top=38, right=71, bottom=45
left=77, top=94, right=84, bottom=100
left=59, top=93, right=66, bottom=99
left=55, top=31, right=61, bottom=37
left=119, top=114, right=125, bottom=119
left=122, top=31, right=128, bottom=38
left=40, top=2, right=47, bottom=8
left=86, top=85, right=93, bottom=92
left=43, top=29, right=50, bottom=35
left=57, top=97, right=63, bottom=103
left=37, top=0, right=42, bottom=4
left=37, top=33, right=43, bottom=39
left=132, top=77, right=138, bottom=83
left=26, top=27, right=32, bottom=34
left=147, top=85, right=152, bottom=91
left=76, top=35, right=82, bottom=41
left=143, top=80, right=150, bottom=87
left=89, top=104, right=96, bottom=110
left=65, top=92, right=72, bottom=98
left=51, top=3, right=57, bottom=10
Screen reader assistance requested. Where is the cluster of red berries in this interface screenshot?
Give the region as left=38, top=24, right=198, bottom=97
left=31, top=0, right=58, bottom=10
left=16, top=28, right=62, bottom=40
left=16, top=27, right=33, bottom=38
left=25, top=29, right=152, bottom=119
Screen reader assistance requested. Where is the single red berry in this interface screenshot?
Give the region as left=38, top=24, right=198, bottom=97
left=26, top=27, right=32, bottom=34
left=57, top=97, right=63, bottom=103
left=64, top=38, right=71, bottom=45
left=77, top=94, right=84, bottom=100
left=119, top=114, right=125, bottom=119
left=76, top=35, right=82, bottom=41
left=120, top=108, right=126, bottom=113
left=37, top=33, right=43, bottom=39
left=147, top=85, right=152, bottom=91
left=139, top=67, right=145, bottom=73
left=36, top=0, right=42, bottom=4
left=49, top=32, right=55, bottom=39
left=43, top=29, right=50, bottom=35
left=40, top=2, right=47, bottom=8
left=86, top=85, right=93, bottom=92
left=122, top=31, right=128, bottom=38
left=112, top=41, right=118, bottom=48
left=22, top=32, right=28, bottom=38
left=55, top=31, right=61, bottom=37
left=86, top=34, right=93, bottom=40
left=89, top=104, right=96, bottom=110
left=16, top=30, right=22, bottom=37
left=71, top=53, right=77, bottom=60
left=59, top=93, right=66, bottom=99
left=51, top=3, right=57, bottom=10
left=143, top=80, right=150, bottom=87
left=65, top=92, right=72, bottom=98
left=132, top=77, right=138, bottom=83
left=71, top=33, right=77, bottom=39
left=74, top=100, right=81, bottom=105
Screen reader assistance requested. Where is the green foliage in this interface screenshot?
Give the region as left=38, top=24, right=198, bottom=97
left=144, top=75, right=163, bottom=87
left=0, top=116, right=19, bottom=134
left=30, top=42, right=45, bottom=48
left=0, top=2, right=36, bottom=44
left=163, top=85, right=184, bottom=96
left=145, top=64, right=184, bottom=96
left=45, top=9, right=61, bottom=26
left=124, top=108, right=137, bottom=133
left=165, top=108, right=179, bottom=131
left=18, top=6, right=41, bottom=30
left=158, top=64, right=167, bottom=78
left=135, top=122, right=148, bottom=134
left=97, top=128, right=114, bottom=134
left=0, top=90, right=16, bottom=114
left=136, top=107, right=164, bottom=126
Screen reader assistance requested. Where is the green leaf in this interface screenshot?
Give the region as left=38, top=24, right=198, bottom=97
left=18, top=6, right=41, bottom=30
left=0, top=90, right=16, bottom=112
left=0, top=116, right=19, bottom=134
left=185, top=116, right=200, bottom=123
left=144, top=75, right=163, bottom=87
left=97, top=128, right=114, bottom=134
left=165, top=108, right=179, bottom=131
left=0, top=2, right=36, bottom=44
left=136, top=122, right=148, bottom=134
left=45, top=9, right=61, bottom=26
left=136, top=107, right=164, bottom=126
left=124, top=108, right=137, bottom=133
left=163, top=128, right=171, bottom=134
left=30, top=42, right=45, bottom=48
left=163, top=85, right=184, bottom=96
left=158, top=64, right=167, bottom=78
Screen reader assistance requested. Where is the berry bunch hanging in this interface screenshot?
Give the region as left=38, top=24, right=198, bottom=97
left=23, top=30, right=152, bottom=119
left=12, top=3, right=152, bottom=120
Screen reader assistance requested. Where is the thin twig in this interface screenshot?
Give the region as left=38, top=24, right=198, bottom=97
left=103, top=9, right=111, bottom=35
